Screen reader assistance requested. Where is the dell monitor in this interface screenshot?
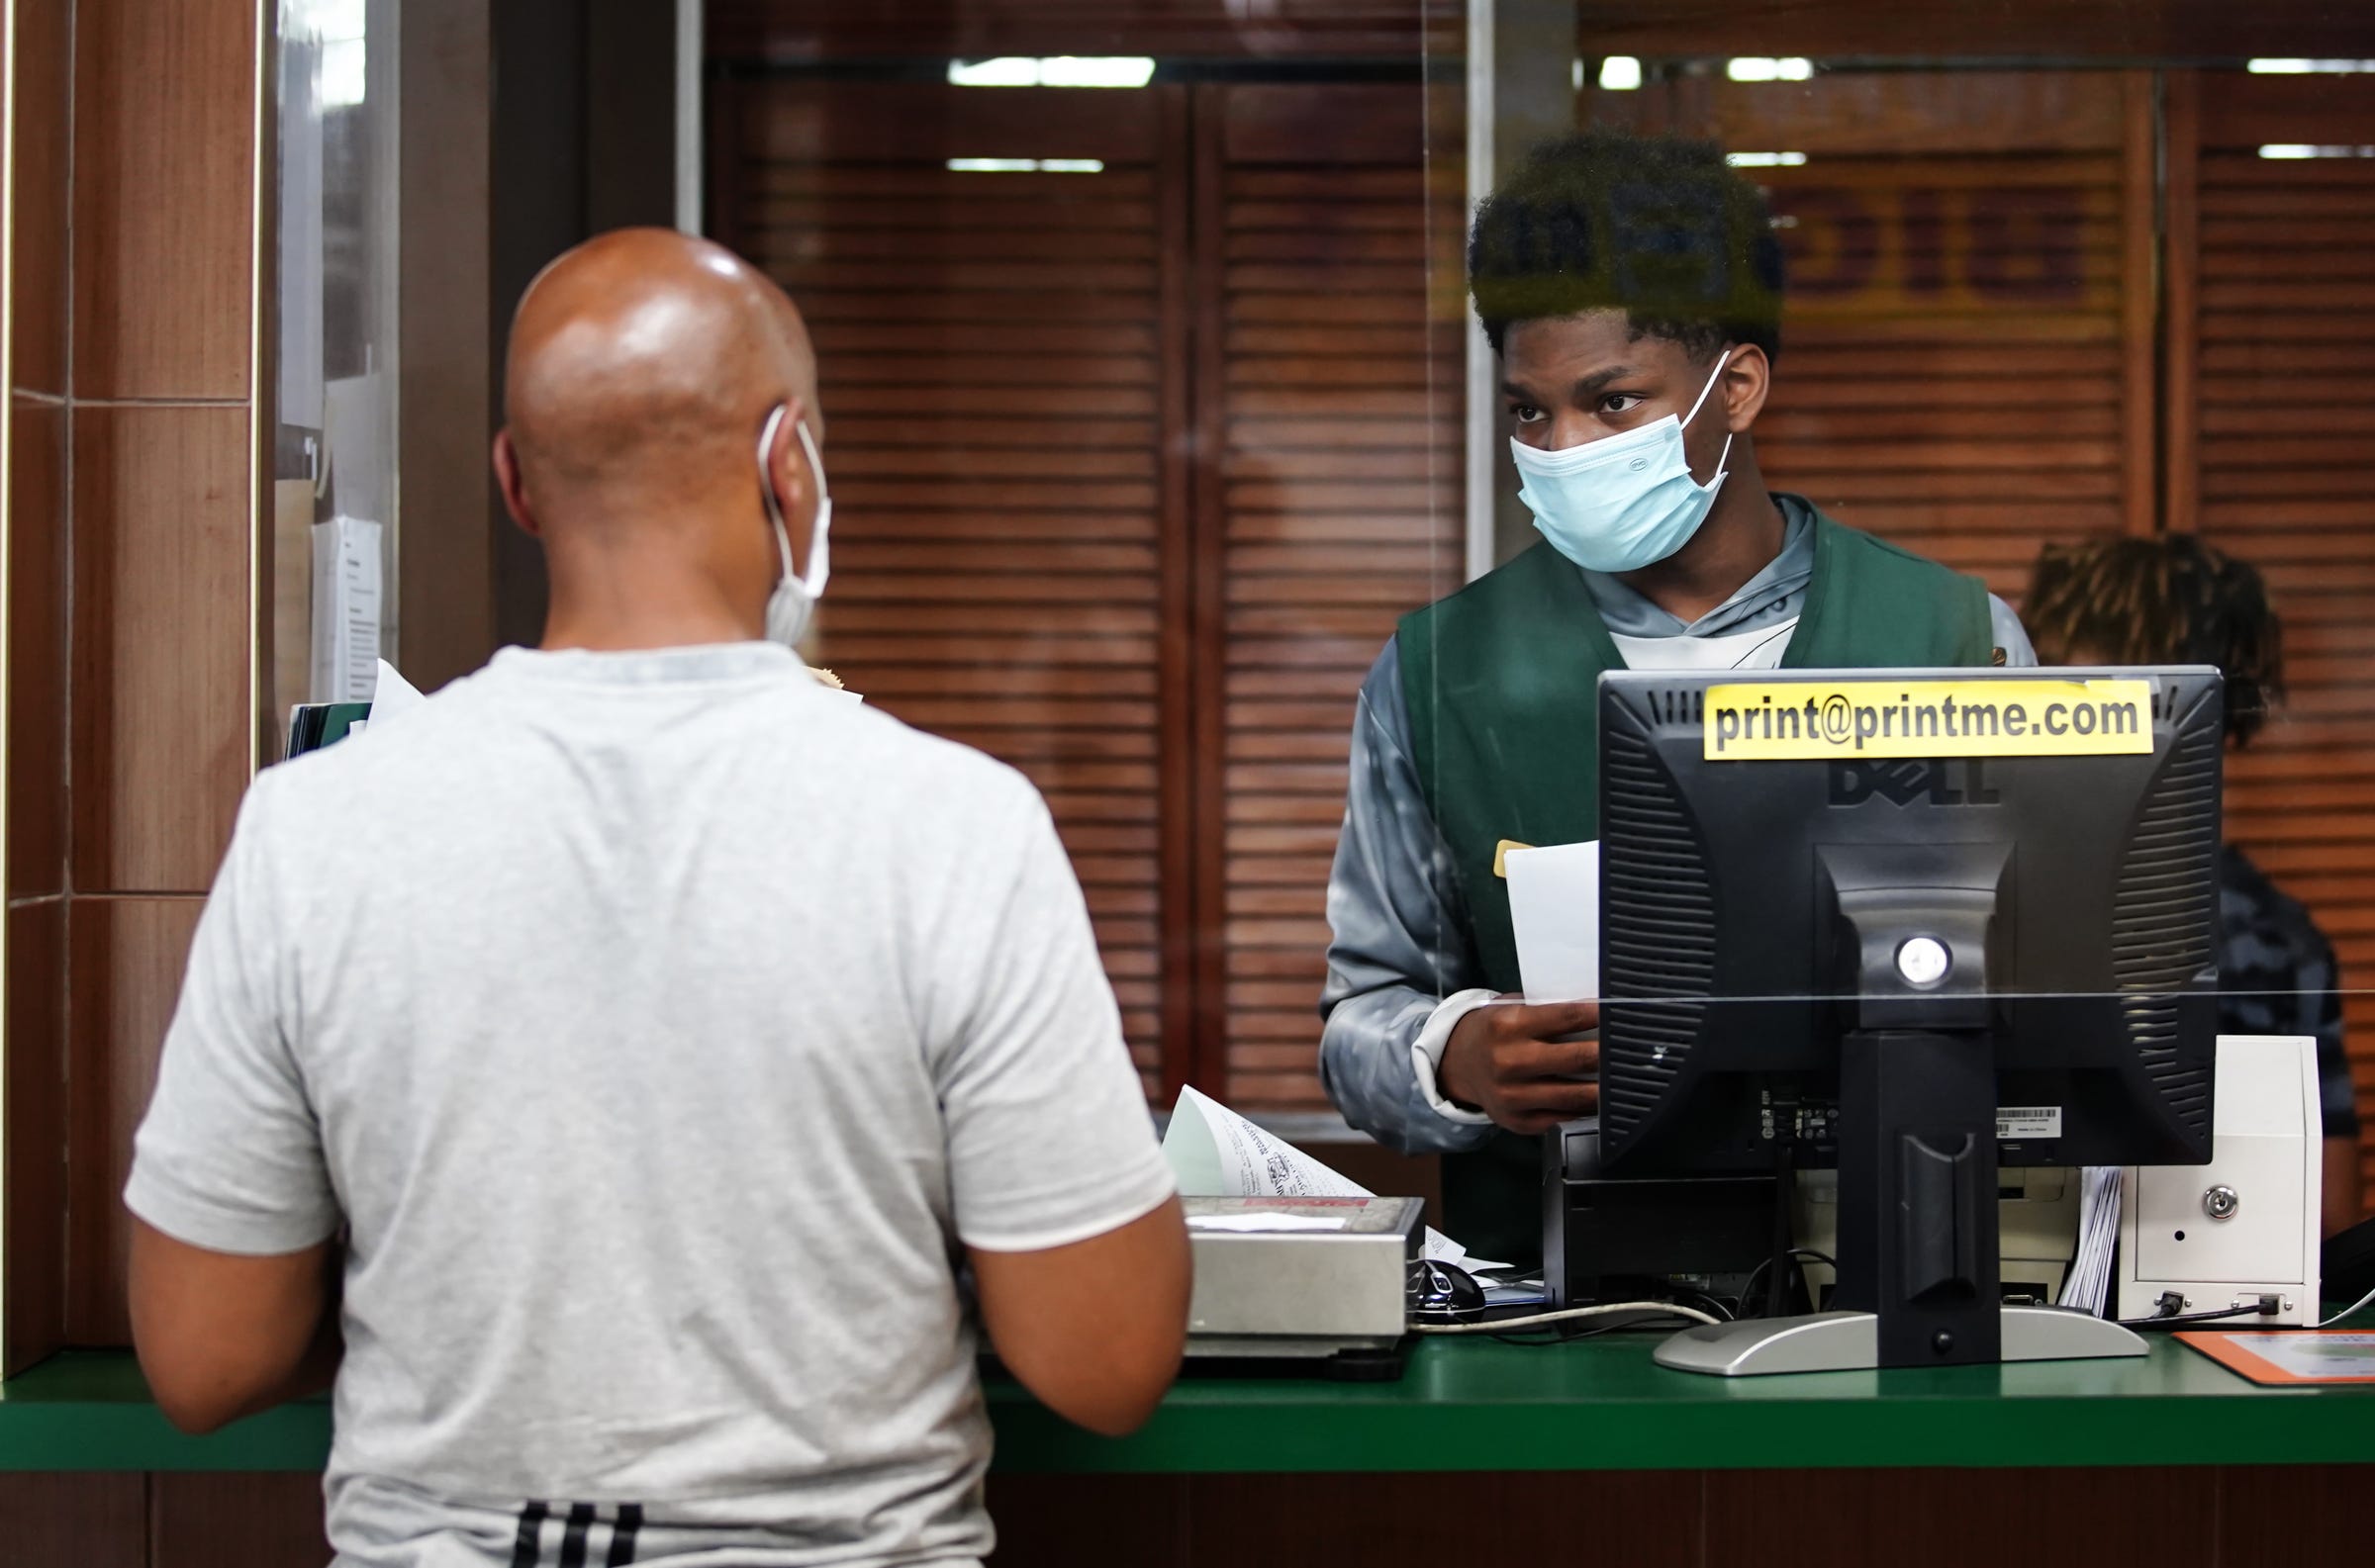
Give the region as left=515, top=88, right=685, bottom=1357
left=1594, top=666, right=2224, bottom=1374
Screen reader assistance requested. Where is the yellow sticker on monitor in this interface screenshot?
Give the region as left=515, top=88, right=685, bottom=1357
left=1702, top=679, right=2155, bottom=761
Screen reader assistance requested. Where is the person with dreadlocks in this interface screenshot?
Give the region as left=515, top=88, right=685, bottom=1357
left=1316, top=129, right=2037, bottom=1267
left=2026, top=534, right=2362, bottom=1234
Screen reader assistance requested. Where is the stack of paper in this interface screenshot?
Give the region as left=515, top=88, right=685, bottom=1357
left=2057, top=1164, right=2122, bottom=1316
left=1163, top=1086, right=1507, bottom=1272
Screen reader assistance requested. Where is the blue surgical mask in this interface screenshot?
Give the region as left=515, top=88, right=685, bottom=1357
left=1512, top=352, right=1736, bottom=575
left=757, top=404, right=832, bottom=649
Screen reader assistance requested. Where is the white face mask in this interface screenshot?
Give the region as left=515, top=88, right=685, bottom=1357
left=1510, top=351, right=1736, bottom=575
left=757, top=404, right=831, bottom=649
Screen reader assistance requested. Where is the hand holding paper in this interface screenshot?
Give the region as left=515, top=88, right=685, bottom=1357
left=1438, top=999, right=1601, bottom=1136
left=1448, top=839, right=1604, bottom=1134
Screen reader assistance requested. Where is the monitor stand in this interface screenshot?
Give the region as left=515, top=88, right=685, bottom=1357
left=1654, top=1028, right=2149, bottom=1376
left=1654, top=1304, right=2147, bottom=1375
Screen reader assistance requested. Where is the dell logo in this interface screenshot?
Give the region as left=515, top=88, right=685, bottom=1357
left=1828, top=760, right=2002, bottom=808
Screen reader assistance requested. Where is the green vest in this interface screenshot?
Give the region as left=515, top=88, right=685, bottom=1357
left=1395, top=507, right=1996, bottom=1265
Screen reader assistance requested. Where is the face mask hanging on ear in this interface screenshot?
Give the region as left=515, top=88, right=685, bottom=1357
left=757, top=404, right=832, bottom=650
left=1510, top=350, right=1736, bottom=575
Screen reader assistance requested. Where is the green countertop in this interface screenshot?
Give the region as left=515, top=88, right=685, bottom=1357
left=9, top=1337, right=2374, bottom=1475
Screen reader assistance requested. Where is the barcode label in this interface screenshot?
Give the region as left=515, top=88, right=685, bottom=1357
left=1996, top=1106, right=2063, bottom=1140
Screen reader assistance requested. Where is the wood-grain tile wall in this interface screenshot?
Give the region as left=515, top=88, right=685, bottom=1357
left=12, top=0, right=71, bottom=400
left=9, top=404, right=67, bottom=902
left=64, top=899, right=205, bottom=1344
left=5, top=0, right=77, bottom=1376
left=68, top=408, right=254, bottom=896
left=3, top=904, right=66, bottom=1371
left=4, top=0, right=265, bottom=1356
left=70, top=0, right=257, bottom=400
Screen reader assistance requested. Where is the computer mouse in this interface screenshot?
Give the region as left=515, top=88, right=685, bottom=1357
left=1407, top=1258, right=1486, bottom=1315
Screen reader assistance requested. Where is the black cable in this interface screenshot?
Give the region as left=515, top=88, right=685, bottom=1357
left=1764, top=1139, right=1795, bottom=1318
left=2119, top=1292, right=2285, bottom=1330
left=1482, top=1311, right=1706, bottom=1347
left=1742, top=1248, right=1836, bottom=1316
left=2121, top=1306, right=2279, bottom=1329
left=1670, top=1288, right=1736, bottom=1325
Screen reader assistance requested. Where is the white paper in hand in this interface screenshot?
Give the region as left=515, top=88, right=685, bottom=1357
left=1504, top=840, right=1599, bottom=1004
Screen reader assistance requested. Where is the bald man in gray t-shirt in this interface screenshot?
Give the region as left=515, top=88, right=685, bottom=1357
left=125, top=230, right=1188, bottom=1568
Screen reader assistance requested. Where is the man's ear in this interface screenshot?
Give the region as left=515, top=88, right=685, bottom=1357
left=493, top=430, right=540, bottom=538
left=1720, top=345, right=1773, bottom=434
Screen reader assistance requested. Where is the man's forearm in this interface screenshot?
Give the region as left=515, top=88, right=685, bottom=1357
left=1319, top=987, right=1500, bottom=1156
left=222, top=1247, right=343, bottom=1425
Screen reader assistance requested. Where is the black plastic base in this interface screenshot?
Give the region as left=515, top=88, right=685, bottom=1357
left=1543, top=1118, right=1774, bottom=1310
left=1833, top=1029, right=2002, bottom=1367
left=1174, top=1341, right=1411, bottom=1382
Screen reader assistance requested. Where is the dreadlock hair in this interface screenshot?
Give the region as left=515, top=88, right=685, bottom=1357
left=1467, top=128, right=1787, bottom=364
left=2023, top=535, right=2285, bottom=747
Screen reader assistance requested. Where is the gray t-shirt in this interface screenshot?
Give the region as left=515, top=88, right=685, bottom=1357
left=127, top=642, right=1176, bottom=1568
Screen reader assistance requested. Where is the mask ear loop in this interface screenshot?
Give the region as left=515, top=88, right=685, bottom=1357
left=1681, top=349, right=1738, bottom=490
left=756, top=404, right=796, bottom=581
left=790, top=415, right=831, bottom=596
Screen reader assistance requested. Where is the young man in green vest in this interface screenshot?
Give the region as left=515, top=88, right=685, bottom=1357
left=1318, top=130, right=2037, bottom=1266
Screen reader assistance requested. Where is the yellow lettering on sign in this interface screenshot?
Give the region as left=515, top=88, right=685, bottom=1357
left=1702, top=680, right=2155, bottom=761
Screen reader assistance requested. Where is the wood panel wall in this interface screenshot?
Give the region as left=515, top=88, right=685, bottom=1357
left=988, top=1465, right=2371, bottom=1568
left=708, top=0, right=1432, bottom=62
left=1572, top=0, right=2374, bottom=59
left=4, top=1461, right=2367, bottom=1568
left=712, top=80, right=1456, bottom=1108
left=1198, top=83, right=1463, bottom=1108
left=2171, top=71, right=2375, bottom=1199
left=0, top=1472, right=329, bottom=1568
left=2, top=0, right=272, bottom=1363
left=6, top=0, right=74, bottom=1378
left=715, top=81, right=1192, bottom=1099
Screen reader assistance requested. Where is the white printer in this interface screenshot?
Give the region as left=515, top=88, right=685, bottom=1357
left=2119, top=1035, right=2323, bottom=1326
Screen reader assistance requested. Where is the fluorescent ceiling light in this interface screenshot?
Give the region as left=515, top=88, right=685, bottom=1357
left=948, top=56, right=1154, bottom=88
left=2248, top=59, right=2375, bottom=74
left=947, top=57, right=1037, bottom=87
left=946, top=157, right=1105, bottom=173
left=1599, top=55, right=1643, bottom=91
left=1039, top=56, right=1155, bottom=88
left=1727, top=150, right=1808, bottom=167
left=1726, top=57, right=1812, bottom=82
left=2258, top=143, right=2375, bottom=159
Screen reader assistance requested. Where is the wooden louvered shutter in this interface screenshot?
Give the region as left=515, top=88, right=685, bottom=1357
left=714, top=81, right=1192, bottom=1100
left=1672, top=71, right=2161, bottom=598
left=707, top=0, right=1429, bottom=60
left=1195, top=84, right=1464, bottom=1108
left=2171, top=71, right=2375, bottom=1200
